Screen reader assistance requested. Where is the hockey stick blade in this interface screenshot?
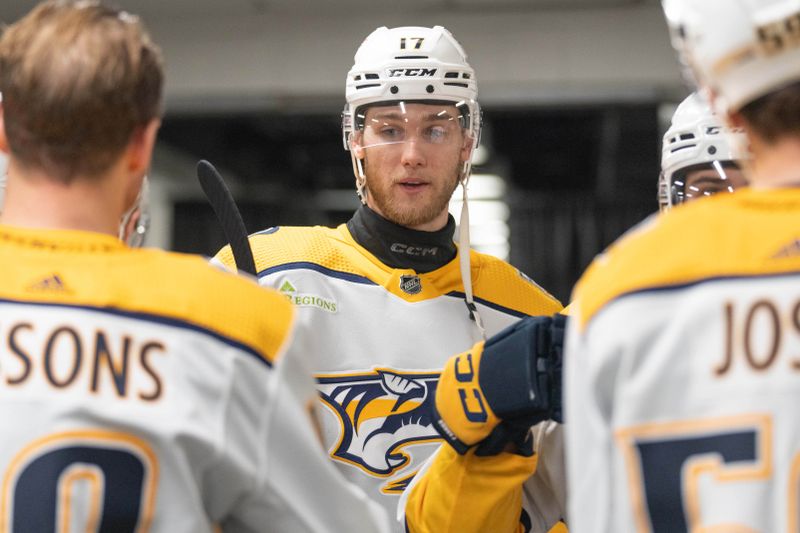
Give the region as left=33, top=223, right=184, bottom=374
left=196, top=160, right=257, bottom=277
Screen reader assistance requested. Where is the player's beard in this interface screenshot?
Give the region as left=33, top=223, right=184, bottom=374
left=363, top=160, right=461, bottom=229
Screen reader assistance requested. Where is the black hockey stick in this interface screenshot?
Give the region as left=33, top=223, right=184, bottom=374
left=196, top=159, right=257, bottom=277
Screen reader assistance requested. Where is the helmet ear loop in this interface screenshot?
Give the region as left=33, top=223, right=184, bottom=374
left=119, top=175, right=150, bottom=246
left=669, top=174, right=685, bottom=207
left=454, top=132, right=486, bottom=340
left=355, top=156, right=368, bottom=204
left=349, top=133, right=368, bottom=204
left=458, top=131, right=479, bottom=186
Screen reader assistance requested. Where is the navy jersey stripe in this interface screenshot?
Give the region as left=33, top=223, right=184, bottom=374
left=0, top=297, right=271, bottom=368
left=258, top=261, right=377, bottom=285
left=252, top=226, right=280, bottom=236
left=317, top=371, right=439, bottom=384
left=446, top=291, right=528, bottom=318
left=591, top=268, right=800, bottom=326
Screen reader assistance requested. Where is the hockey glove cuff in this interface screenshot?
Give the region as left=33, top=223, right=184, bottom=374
left=432, top=315, right=563, bottom=455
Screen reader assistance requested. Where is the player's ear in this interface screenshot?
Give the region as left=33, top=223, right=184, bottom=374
left=126, top=118, right=161, bottom=174
left=0, top=104, right=9, bottom=154
left=726, top=110, right=745, bottom=130
left=460, top=133, right=474, bottom=162
left=461, top=137, right=472, bottom=162
left=351, top=131, right=366, bottom=159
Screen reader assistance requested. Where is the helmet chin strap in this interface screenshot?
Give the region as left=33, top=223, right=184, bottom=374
left=351, top=151, right=368, bottom=204
left=457, top=160, right=486, bottom=341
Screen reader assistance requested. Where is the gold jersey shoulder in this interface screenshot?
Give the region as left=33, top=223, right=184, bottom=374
left=470, top=249, right=563, bottom=317
left=216, top=225, right=562, bottom=315
left=215, top=225, right=376, bottom=277
left=0, top=225, right=293, bottom=364
left=573, top=188, right=800, bottom=329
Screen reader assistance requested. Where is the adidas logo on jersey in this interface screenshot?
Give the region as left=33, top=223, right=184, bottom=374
left=27, top=274, right=71, bottom=293
left=772, top=238, right=800, bottom=259
left=278, top=279, right=338, bottom=313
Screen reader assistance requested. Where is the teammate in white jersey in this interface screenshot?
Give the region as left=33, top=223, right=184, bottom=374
left=0, top=3, right=388, bottom=532
left=215, top=25, right=563, bottom=531
left=565, top=0, right=800, bottom=530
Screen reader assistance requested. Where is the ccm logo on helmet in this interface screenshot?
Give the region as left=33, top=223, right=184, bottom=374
left=387, top=68, right=437, bottom=78
left=391, top=243, right=439, bottom=256
left=706, top=126, right=744, bottom=135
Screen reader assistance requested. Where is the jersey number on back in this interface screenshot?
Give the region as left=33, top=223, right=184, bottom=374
left=617, top=415, right=771, bottom=532
left=1, top=430, right=157, bottom=532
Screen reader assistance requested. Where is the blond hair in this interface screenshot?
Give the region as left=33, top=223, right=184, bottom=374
left=0, top=0, right=164, bottom=182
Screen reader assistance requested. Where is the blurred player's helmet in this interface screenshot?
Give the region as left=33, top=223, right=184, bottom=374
left=659, top=92, right=749, bottom=211
left=662, top=0, right=800, bottom=115
left=342, top=25, right=481, bottom=200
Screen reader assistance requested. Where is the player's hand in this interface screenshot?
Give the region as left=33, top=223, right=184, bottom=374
left=431, top=314, right=565, bottom=455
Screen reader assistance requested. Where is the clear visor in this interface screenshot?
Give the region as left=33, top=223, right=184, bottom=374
left=350, top=100, right=475, bottom=152
left=669, top=161, right=747, bottom=206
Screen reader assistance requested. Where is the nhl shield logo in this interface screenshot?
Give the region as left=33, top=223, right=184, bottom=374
left=399, top=274, right=422, bottom=295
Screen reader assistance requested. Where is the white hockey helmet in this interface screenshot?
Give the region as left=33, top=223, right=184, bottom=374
left=659, top=92, right=749, bottom=210
left=662, top=0, right=800, bottom=115
left=342, top=26, right=481, bottom=198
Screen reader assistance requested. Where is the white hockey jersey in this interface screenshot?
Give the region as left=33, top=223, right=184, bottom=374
left=566, top=188, right=800, bottom=532
left=0, top=225, right=388, bottom=533
left=215, top=209, right=563, bottom=532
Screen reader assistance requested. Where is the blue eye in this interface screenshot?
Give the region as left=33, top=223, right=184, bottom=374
left=380, top=127, right=401, bottom=140
left=426, top=126, right=448, bottom=143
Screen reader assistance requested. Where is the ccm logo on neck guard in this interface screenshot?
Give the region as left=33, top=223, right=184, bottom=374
left=387, top=67, right=437, bottom=77
left=391, top=243, right=439, bottom=257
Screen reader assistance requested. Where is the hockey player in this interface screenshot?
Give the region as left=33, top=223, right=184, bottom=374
left=214, top=25, right=563, bottom=530
left=0, top=2, right=388, bottom=532
left=658, top=91, right=748, bottom=211
left=402, top=95, right=755, bottom=533
left=565, top=0, right=800, bottom=530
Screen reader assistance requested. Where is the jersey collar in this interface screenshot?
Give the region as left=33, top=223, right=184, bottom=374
left=0, top=224, right=126, bottom=253
left=346, top=205, right=457, bottom=273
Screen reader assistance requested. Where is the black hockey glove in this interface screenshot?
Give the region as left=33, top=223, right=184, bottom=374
left=431, top=314, right=566, bottom=455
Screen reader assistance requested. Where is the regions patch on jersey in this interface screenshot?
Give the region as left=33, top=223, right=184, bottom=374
left=278, top=278, right=338, bottom=313
left=317, top=369, right=441, bottom=493
left=773, top=238, right=800, bottom=259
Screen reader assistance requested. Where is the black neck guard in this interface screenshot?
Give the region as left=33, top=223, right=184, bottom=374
left=346, top=205, right=457, bottom=273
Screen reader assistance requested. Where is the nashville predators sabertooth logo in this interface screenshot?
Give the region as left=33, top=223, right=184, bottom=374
left=317, top=369, right=441, bottom=494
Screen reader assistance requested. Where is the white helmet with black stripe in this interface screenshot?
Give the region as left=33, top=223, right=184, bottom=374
left=342, top=25, right=481, bottom=200
left=341, top=25, right=487, bottom=338
left=659, top=92, right=749, bottom=211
